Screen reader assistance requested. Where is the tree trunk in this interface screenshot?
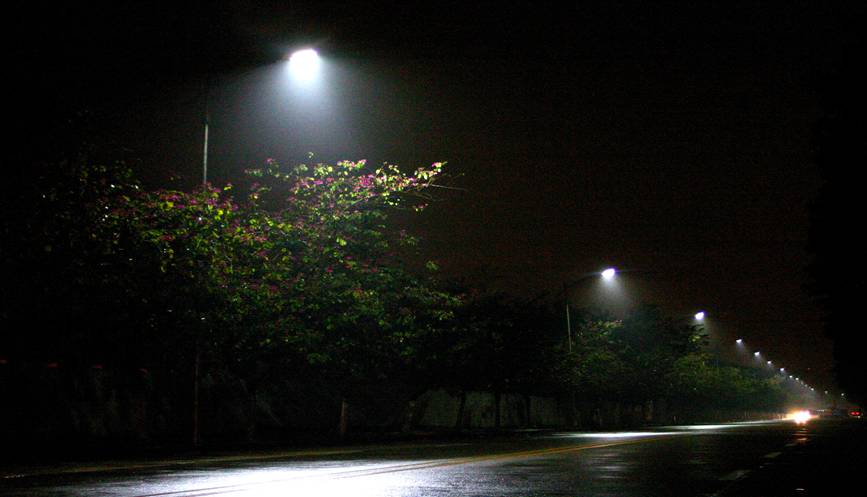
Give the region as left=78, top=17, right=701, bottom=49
left=338, top=398, right=349, bottom=440
left=455, top=391, right=466, bottom=429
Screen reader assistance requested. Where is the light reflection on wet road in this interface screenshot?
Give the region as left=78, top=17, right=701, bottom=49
left=1, top=420, right=860, bottom=496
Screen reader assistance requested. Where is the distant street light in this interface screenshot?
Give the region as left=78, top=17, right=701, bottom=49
left=694, top=311, right=706, bottom=321
left=601, top=267, right=617, bottom=281
left=736, top=338, right=743, bottom=344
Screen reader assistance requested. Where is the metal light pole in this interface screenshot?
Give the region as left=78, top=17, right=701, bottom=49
left=202, top=81, right=210, bottom=185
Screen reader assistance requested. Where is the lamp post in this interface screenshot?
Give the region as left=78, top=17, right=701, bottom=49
left=202, top=80, right=210, bottom=185
left=560, top=267, right=616, bottom=427
left=192, top=48, right=322, bottom=447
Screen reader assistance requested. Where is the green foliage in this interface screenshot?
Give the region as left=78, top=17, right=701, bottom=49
left=2, top=156, right=456, bottom=398
left=1, top=157, right=156, bottom=364
left=106, top=159, right=455, bottom=392
left=418, top=292, right=561, bottom=394
left=667, top=353, right=787, bottom=411
left=2, top=155, right=786, bottom=420
left=565, top=305, right=707, bottom=402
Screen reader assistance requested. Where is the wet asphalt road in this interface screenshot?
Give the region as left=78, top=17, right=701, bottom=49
left=1, top=419, right=862, bottom=496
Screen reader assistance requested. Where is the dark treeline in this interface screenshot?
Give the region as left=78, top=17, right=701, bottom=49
left=1, top=149, right=793, bottom=453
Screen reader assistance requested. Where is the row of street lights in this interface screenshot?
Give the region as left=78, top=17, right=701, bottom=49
left=562, top=266, right=706, bottom=426
left=733, top=336, right=838, bottom=399
left=564, top=267, right=706, bottom=351
left=564, top=267, right=836, bottom=400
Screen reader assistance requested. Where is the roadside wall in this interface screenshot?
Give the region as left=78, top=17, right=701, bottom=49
left=0, top=361, right=786, bottom=453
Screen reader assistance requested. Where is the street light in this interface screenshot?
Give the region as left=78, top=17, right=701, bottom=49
left=563, top=268, right=617, bottom=351
left=694, top=311, right=706, bottom=321
left=202, top=48, right=322, bottom=185
left=561, top=266, right=617, bottom=428
left=193, top=47, right=323, bottom=445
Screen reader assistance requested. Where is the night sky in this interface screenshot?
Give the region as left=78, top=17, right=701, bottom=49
left=10, top=2, right=862, bottom=393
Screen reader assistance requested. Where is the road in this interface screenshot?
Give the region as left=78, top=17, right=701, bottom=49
left=1, top=418, right=862, bottom=496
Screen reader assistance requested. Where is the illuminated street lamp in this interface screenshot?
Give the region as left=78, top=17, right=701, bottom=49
left=562, top=266, right=617, bottom=427
left=694, top=311, right=706, bottom=321
left=563, top=268, right=618, bottom=351
left=194, top=47, right=322, bottom=445
left=202, top=48, right=322, bottom=185
left=736, top=338, right=743, bottom=344
left=288, top=48, right=321, bottom=82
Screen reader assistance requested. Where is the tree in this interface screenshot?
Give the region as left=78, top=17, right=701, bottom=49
left=668, top=353, right=787, bottom=412
left=567, top=305, right=706, bottom=403
left=107, top=159, right=459, bottom=421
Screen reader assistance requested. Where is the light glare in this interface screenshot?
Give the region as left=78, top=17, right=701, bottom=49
left=288, top=49, right=321, bottom=81
left=787, top=410, right=813, bottom=425
left=601, top=268, right=616, bottom=281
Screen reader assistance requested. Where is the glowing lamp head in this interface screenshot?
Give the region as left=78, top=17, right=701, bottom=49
left=288, top=48, right=321, bottom=81
left=736, top=338, right=743, bottom=344
left=694, top=311, right=705, bottom=321
left=754, top=351, right=761, bottom=357
left=601, top=268, right=616, bottom=281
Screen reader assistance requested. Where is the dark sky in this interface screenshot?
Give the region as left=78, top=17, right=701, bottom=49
left=11, top=1, right=862, bottom=393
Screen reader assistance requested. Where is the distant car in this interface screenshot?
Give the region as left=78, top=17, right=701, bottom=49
left=849, top=408, right=863, bottom=419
